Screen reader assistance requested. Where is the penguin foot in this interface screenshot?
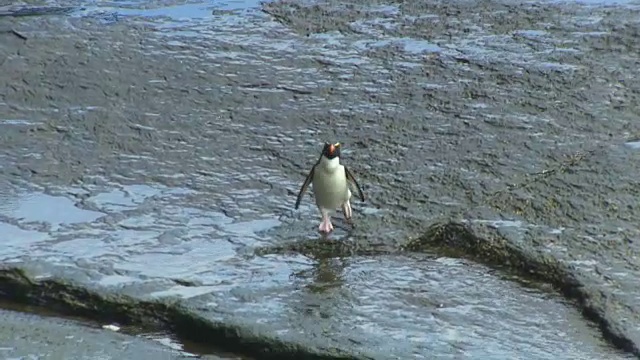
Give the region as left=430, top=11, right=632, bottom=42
left=318, top=217, right=334, bottom=233
left=342, top=201, right=353, bottom=224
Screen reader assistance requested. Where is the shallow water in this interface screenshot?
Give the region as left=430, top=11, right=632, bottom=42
left=1, top=0, right=640, bottom=358
left=0, top=177, right=633, bottom=358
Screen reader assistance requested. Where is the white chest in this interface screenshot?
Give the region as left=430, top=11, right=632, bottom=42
left=312, top=160, right=349, bottom=209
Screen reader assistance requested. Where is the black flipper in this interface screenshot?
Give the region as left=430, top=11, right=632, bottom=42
left=344, top=166, right=365, bottom=202
left=295, top=165, right=315, bottom=209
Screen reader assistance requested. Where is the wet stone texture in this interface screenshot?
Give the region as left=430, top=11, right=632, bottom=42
left=0, top=305, right=213, bottom=360
left=1, top=0, right=640, bottom=358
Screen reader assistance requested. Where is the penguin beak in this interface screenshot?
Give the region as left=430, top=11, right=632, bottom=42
left=322, top=142, right=340, bottom=159
left=328, top=144, right=336, bottom=156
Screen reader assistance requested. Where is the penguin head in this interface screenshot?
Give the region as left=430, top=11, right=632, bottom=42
left=322, top=142, right=341, bottom=160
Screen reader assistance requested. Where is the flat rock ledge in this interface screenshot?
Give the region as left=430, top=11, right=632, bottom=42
left=0, top=221, right=637, bottom=359
left=0, top=266, right=363, bottom=360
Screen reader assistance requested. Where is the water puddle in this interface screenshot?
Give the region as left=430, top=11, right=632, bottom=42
left=140, top=332, right=200, bottom=357
left=0, top=119, right=42, bottom=126
left=354, top=37, right=441, bottom=54
left=0, top=223, right=51, bottom=260
left=0, top=192, right=104, bottom=232
left=74, top=0, right=266, bottom=28
left=86, top=184, right=166, bottom=212
left=624, top=140, right=640, bottom=149
left=93, top=2, right=214, bottom=24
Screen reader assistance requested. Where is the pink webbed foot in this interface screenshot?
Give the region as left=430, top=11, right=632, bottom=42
left=318, top=216, right=334, bottom=233
left=341, top=201, right=353, bottom=224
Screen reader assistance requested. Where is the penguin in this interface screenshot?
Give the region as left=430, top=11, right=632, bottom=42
left=295, top=142, right=366, bottom=233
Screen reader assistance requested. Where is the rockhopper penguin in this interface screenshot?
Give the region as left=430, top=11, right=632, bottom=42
left=295, top=142, right=366, bottom=233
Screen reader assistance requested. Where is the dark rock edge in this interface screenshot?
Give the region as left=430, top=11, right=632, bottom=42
left=0, top=221, right=637, bottom=359
left=0, top=266, right=362, bottom=360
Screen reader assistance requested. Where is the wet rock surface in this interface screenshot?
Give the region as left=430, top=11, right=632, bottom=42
left=0, top=302, right=225, bottom=359
left=1, top=0, right=640, bottom=358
